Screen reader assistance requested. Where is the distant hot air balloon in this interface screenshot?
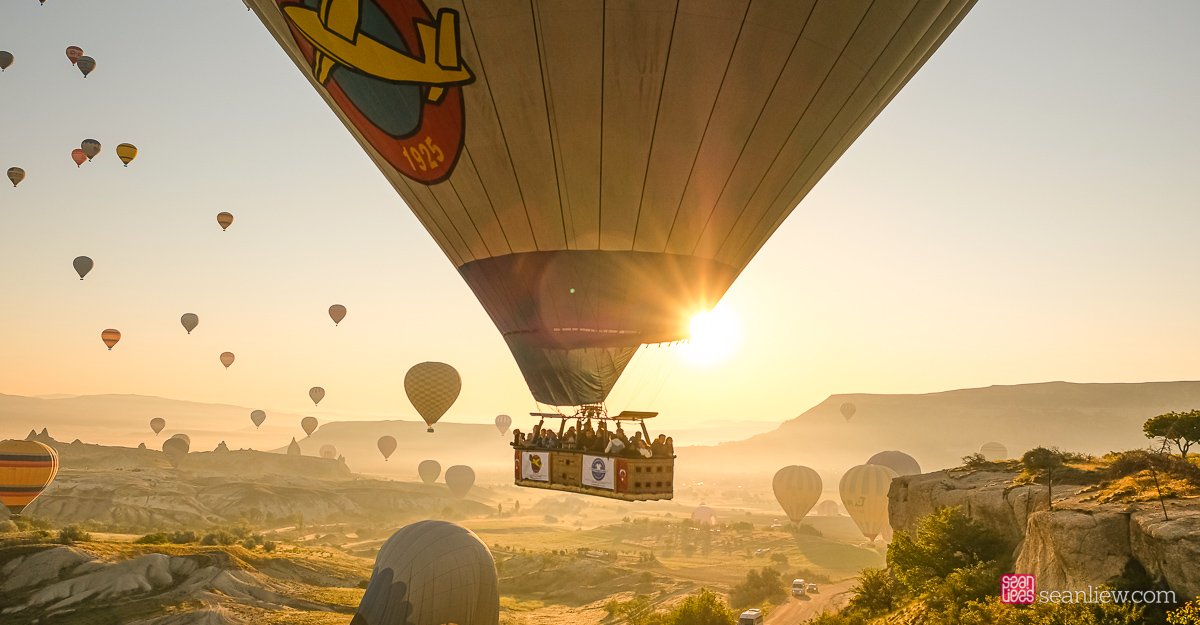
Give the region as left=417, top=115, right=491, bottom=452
left=405, top=362, right=461, bottom=433
left=81, top=139, right=101, bottom=161
left=301, top=416, right=318, bottom=436
left=76, top=56, right=96, bottom=77
left=7, top=167, right=25, bottom=187
left=219, top=351, right=235, bottom=369
left=162, top=436, right=189, bottom=464
left=980, top=442, right=1008, bottom=461
left=71, top=149, right=87, bottom=167
left=840, top=464, right=898, bottom=541
left=352, top=521, right=499, bottom=625
left=309, top=386, right=325, bottom=406
left=250, top=409, right=267, bottom=428
left=101, top=328, right=121, bottom=350
left=286, top=437, right=301, bottom=456
left=72, top=256, right=93, bottom=280
left=691, top=505, right=718, bottom=526
left=866, top=450, right=921, bottom=477
left=816, top=500, right=841, bottom=517
left=840, top=402, right=857, bottom=421
left=319, top=444, right=337, bottom=459
left=445, top=465, right=475, bottom=498
left=0, top=440, right=59, bottom=516
left=180, top=313, right=199, bottom=334
left=244, top=0, right=974, bottom=408
left=328, top=304, right=347, bottom=326
left=216, top=212, right=234, bottom=231
left=494, top=414, right=512, bottom=435
left=0, top=51, right=13, bottom=71
left=65, top=46, right=83, bottom=65
left=115, top=143, right=138, bottom=167
left=772, top=465, right=822, bottom=523
left=418, top=459, right=441, bottom=484
left=150, top=417, right=166, bottom=435
left=169, top=433, right=191, bottom=446
left=377, top=435, right=397, bottom=461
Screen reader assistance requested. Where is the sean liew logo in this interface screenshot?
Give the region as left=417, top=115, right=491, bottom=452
left=591, top=458, right=607, bottom=481
left=529, top=454, right=543, bottom=474
left=1001, top=574, right=1036, bottom=604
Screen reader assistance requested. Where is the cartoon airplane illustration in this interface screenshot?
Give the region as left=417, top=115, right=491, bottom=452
left=284, top=0, right=474, bottom=102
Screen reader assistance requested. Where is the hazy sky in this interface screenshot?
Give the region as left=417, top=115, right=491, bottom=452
left=1, top=1, right=1198, bottom=434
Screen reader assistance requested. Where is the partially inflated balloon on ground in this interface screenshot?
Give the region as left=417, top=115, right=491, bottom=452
left=180, top=313, right=198, bottom=334
left=309, top=386, right=325, bottom=406
left=980, top=442, right=1008, bottom=461
left=840, top=464, right=898, bottom=541
left=772, top=465, right=822, bottom=522
left=101, top=329, right=121, bottom=350
left=405, top=362, right=461, bottom=433
left=691, top=506, right=717, bottom=526
left=377, top=436, right=397, bottom=461
left=328, top=305, right=346, bottom=326
left=301, top=417, right=318, bottom=436
left=162, top=436, right=189, bottom=464
left=7, top=167, right=25, bottom=187
left=150, top=418, right=166, bottom=435
left=816, top=500, right=841, bottom=516
left=418, top=459, right=440, bottom=484
left=169, top=433, right=191, bottom=446
left=0, top=440, right=59, bottom=516
left=319, top=444, right=337, bottom=460
left=72, top=256, right=93, bottom=280
left=250, top=410, right=266, bottom=428
left=351, top=521, right=498, bottom=625
left=445, top=465, right=475, bottom=498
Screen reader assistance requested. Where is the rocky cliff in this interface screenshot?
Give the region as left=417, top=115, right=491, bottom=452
left=889, top=467, right=1200, bottom=599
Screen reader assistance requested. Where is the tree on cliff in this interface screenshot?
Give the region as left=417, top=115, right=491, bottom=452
left=1144, top=410, right=1200, bottom=459
left=1022, top=447, right=1066, bottom=510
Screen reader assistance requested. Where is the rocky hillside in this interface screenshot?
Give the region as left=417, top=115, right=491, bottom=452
left=889, top=466, right=1200, bottom=598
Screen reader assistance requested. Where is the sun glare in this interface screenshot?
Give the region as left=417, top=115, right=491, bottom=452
left=681, top=306, right=741, bottom=367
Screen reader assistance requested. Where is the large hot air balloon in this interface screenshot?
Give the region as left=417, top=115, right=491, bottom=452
left=287, top=437, right=302, bottom=456
left=251, top=410, right=267, bottom=428
left=840, top=402, right=857, bottom=421
left=66, top=46, right=83, bottom=65
left=377, top=435, right=397, bottom=461
left=71, top=149, right=87, bottom=167
left=101, top=329, right=121, bottom=350
left=180, top=313, right=199, bottom=334
left=162, top=436, right=190, bottom=464
left=81, top=139, right=101, bottom=161
left=76, top=56, right=96, bottom=77
left=301, top=416, right=319, bottom=436
left=445, top=465, right=475, bottom=498
left=245, top=0, right=974, bottom=407
left=0, top=440, right=59, bottom=516
left=404, top=362, right=460, bottom=432
left=840, top=464, right=898, bottom=541
left=72, top=256, right=93, bottom=280
left=216, top=212, right=234, bottom=231
left=329, top=304, right=347, bottom=326
left=319, top=444, right=338, bottom=459
left=418, top=459, right=441, bottom=484
left=0, top=51, right=13, bottom=71
left=866, top=450, right=921, bottom=477
left=7, top=167, right=25, bottom=187
left=772, top=465, right=822, bottom=523
left=980, top=442, right=1008, bottom=461
left=150, top=417, right=166, bottom=435
left=691, top=505, right=717, bottom=527
left=815, top=500, right=841, bottom=517
left=351, top=521, right=499, bottom=625
left=494, top=414, right=511, bottom=435
left=116, top=143, right=138, bottom=167
left=309, top=386, right=325, bottom=406
left=219, top=351, right=235, bottom=369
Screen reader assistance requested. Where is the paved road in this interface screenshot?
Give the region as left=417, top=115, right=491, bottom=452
left=764, top=579, right=856, bottom=624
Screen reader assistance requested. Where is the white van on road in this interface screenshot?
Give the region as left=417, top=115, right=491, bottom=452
left=738, top=608, right=764, bottom=625
left=791, top=578, right=807, bottom=597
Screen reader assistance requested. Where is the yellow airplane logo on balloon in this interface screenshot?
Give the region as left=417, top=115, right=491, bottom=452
left=284, top=0, right=474, bottom=103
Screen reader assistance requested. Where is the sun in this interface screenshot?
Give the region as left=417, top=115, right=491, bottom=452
left=681, top=306, right=741, bottom=367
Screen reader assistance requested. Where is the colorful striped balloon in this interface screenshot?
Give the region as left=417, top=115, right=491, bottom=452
left=0, top=440, right=60, bottom=516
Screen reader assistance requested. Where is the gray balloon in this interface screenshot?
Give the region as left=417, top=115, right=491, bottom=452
left=866, top=450, right=921, bottom=476
left=180, top=313, right=199, bottom=334
left=73, top=256, right=93, bottom=280
left=351, top=521, right=498, bottom=625
left=417, top=459, right=441, bottom=484
left=445, top=465, right=475, bottom=498
left=162, top=436, right=189, bottom=463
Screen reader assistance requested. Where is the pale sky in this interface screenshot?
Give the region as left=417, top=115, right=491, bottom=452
left=1, top=1, right=1198, bottom=434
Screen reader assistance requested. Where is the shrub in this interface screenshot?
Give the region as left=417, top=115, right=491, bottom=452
left=728, top=566, right=787, bottom=609
left=136, top=533, right=170, bottom=544
left=262, top=541, right=277, bottom=553
left=848, top=568, right=904, bottom=616
left=886, top=507, right=1010, bottom=592
left=201, top=530, right=237, bottom=546
left=58, top=525, right=91, bottom=545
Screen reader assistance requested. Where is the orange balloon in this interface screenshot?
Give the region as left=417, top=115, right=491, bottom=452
left=101, top=329, right=121, bottom=350
left=219, top=352, right=235, bottom=368
left=71, top=149, right=87, bottom=168
left=216, top=212, right=234, bottom=231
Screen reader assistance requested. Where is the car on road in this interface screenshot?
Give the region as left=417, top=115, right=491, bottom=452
left=738, top=608, right=764, bottom=625
left=807, top=583, right=819, bottom=594
left=791, top=579, right=807, bottom=597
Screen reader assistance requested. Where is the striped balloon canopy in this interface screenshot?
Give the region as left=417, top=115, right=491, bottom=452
left=772, top=465, right=822, bottom=523
left=404, top=362, right=461, bottom=433
left=0, top=440, right=60, bottom=516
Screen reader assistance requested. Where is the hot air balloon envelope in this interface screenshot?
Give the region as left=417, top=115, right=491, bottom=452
left=180, top=313, right=199, bottom=334
left=319, top=444, right=337, bottom=459
left=81, top=139, right=101, bottom=160
left=0, top=51, right=13, bottom=71
left=309, top=386, right=325, bottom=406
left=494, top=414, right=512, bottom=435
left=71, top=149, right=87, bottom=167
left=867, top=450, right=921, bottom=477
left=76, top=56, right=96, bottom=77
left=840, top=402, right=857, bottom=421
left=244, top=0, right=975, bottom=407
left=329, top=304, right=347, bottom=325
left=418, top=459, right=441, bottom=484
left=840, top=464, right=897, bottom=541
left=116, top=143, right=138, bottom=166
left=772, top=465, right=822, bottom=523
left=0, top=440, right=59, bottom=516
left=150, top=418, right=166, bottom=435
left=251, top=410, right=267, bottom=428
left=980, top=442, right=1008, bottom=461
left=7, top=167, right=25, bottom=187
left=72, top=256, right=93, bottom=280
left=219, top=352, right=235, bottom=368
left=301, top=416, right=319, bottom=436
left=101, top=329, right=121, bottom=350
left=377, top=435, right=397, bottom=461
left=162, top=436, right=189, bottom=463
left=216, top=212, right=234, bottom=231
left=66, top=46, right=83, bottom=65
left=404, top=362, right=460, bottom=432
left=445, top=465, right=475, bottom=498
left=691, top=505, right=717, bottom=526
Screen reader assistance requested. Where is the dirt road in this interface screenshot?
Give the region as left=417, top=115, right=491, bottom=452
left=764, top=578, right=856, bottom=624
